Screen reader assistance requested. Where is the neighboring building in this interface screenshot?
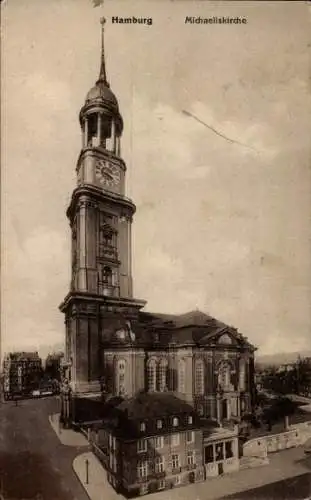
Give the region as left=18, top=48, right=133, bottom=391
left=277, top=363, right=295, bottom=374
left=45, top=351, right=64, bottom=381
left=3, top=351, right=43, bottom=399
left=59, top=19, right=255, bottom=494
left=89, top=393, right=239, bottom=497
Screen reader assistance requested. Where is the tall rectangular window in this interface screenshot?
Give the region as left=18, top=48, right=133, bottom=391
left=158, top=359, right=168, bottom=392
left=137, top=439, right=147, bottom=453
left=137, top=461, right=148, bottom=478
left=187, top=451, right=195, bottom=465
left=186, top=431, right=194, bottom=443
left=171, top=454, right=180, bottom=469
left=155, top=456, right=165, bottom=473
left=155, top=436, right=164, bottom=449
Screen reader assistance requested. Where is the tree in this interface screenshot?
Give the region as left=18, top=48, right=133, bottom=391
left=262, top=397, right=296, bottom=431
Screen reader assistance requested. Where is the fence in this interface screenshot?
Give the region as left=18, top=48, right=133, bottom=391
left=243, top=420, right=311, bottom=458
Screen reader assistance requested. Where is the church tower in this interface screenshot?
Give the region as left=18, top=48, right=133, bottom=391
left=59, top=19, right=146, bottom=401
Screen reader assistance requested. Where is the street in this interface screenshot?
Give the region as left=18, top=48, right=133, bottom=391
left=0, top=396, right=89, bottom=500
left=224, top=472, right=311, bottom=499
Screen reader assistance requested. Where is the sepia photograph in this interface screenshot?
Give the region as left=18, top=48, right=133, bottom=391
left=1, top=0, right=311, bottom=499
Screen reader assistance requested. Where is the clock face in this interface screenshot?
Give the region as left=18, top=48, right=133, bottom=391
left=95, top=160, right=121, bottom=188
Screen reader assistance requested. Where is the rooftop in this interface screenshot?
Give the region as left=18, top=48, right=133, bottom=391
left=100, top=309, right=254, bottom=350
left=115, top=392, right=195, bottom=419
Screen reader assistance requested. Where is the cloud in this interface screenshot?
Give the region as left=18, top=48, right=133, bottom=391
left=2, top=225, right=68, bottom=354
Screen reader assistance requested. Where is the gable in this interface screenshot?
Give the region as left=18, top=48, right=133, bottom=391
left=217, top=333, right=234, bottom=345
left=198, top=327, right=252, bottom=349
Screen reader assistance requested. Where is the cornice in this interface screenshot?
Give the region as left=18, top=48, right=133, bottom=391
left=76, top=147, right=127, bottom=173
left=66, top=184, right=136, bottom=222
left=59, top=291, right=147, bottom=313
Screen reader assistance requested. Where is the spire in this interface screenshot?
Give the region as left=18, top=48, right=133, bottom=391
left=97, top=17, right=109, bottom=87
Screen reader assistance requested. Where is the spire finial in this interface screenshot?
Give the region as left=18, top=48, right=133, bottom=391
left=98, top=17, right=109, bottom=85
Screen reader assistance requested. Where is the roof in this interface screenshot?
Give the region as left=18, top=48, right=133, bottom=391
left=85, top=81, right=119, bottom=109
left=115, top=392, right=194, bottom=419
left=8, top=351, right=41, bottom=361
left=96, top=392, right=201, bottom=440
left=137, top=309, right=253, bottom=350
left=99, top=309, right=254, bottom=351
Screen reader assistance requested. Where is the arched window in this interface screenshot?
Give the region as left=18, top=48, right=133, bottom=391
left=147, top=359, right=157, bottom=392
left=115, top=358, right=126, bottom=396
left=158, top=359, right=168, bottom=392
left=178, top=359, right=186, bottom=393
left=195, top=359, right=204, bottom=395
left=102, top=266, right=112, bottom=286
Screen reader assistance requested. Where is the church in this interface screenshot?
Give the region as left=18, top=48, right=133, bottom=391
left=59, top=19, right=256, bottom=496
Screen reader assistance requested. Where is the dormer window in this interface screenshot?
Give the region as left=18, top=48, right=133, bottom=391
left=140, top=422, right=146, bottom=432
left=156, top=419, right=163, bottom=429
left=188, top=416, right=193, bottom=425
left=172, top=417, right=179, bottom=427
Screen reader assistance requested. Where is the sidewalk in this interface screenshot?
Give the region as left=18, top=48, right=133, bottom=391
left=73, top=452, right=120, bottom=500
left=72, top=446, right=311, bottom=500
left=48, top=413, right=89, bottom=447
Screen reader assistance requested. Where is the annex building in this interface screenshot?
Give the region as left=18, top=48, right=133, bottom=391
left=60, top=19, right=256, bottom=497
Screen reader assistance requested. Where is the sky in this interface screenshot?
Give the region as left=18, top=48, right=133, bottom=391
left=2, top=0, right=311, bottom=358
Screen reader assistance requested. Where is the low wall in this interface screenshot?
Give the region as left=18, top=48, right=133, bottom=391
left=205, top=457, right=239, bottom=478
left=243, top=420, right=311, bottom=458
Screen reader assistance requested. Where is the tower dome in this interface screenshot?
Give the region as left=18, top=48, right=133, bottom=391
left=79, top=17, right=123, bottom=148
left=85, top=81, right=118, bottom=109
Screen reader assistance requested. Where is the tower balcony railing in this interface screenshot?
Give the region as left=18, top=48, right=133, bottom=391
left=102, top=286, right=120, bottom=298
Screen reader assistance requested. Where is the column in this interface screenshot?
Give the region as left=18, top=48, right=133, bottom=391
left=128, top=217, right=132, bottom=296
left=79, top=201, right=87, bottom=291
left=217, top=397, right=221, bottom=425
left=98, top=114, right=102, bottom=146
left=116, top=137, right=121, bottom=156
left=84, top=118, right=89, bottom=148
left=111, top=119, right=116, bottom=152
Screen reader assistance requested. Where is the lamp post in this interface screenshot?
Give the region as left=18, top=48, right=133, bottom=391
left=85, top=458, right=89, bottom=484
left=61, top=378, right=72, bottom=429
